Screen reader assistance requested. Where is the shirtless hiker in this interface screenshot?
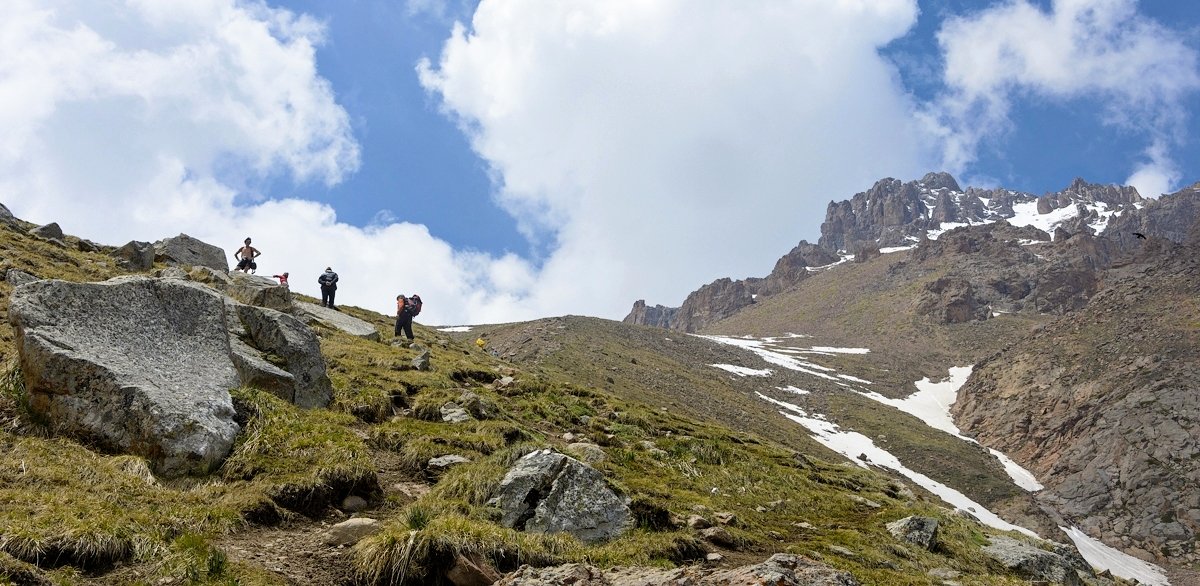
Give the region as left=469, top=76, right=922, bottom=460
left=234, top=237, right=261, bottom=273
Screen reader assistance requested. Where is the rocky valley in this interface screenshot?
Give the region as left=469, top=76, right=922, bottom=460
left=1, top=172, right=1197, bottom=586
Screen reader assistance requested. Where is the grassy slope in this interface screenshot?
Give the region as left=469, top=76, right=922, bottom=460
left=0, top=224, right=1047, bottom=585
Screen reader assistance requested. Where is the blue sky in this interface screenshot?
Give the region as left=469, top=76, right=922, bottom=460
left=1, top=0, right=1198, bottom=324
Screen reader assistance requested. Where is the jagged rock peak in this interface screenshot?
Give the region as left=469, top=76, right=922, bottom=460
left=920, top=171, right=962, bottom=192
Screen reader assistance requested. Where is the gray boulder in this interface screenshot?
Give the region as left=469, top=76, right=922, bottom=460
left=229, top=336, right=297, bottom=403
left=29, top=222, right=64, bottom=241
left=154, top=233, right=228, bottom=271
left=427, top=454, right=471, bottom=478
left=886, top=516, right=939, bottom=550
left=982, top=535, right=1090, bottom=586
left=0, top=202, right=15, bottom=225
left=112, top=240, right=155, bottom=270
left=495, top=554, right=859, bottom=586
left=440, top=402, right=473, bottom=424
left=412, top=348, right=431, bottom=371
left=8, top=277, right=241, bottom=477
left=225, top=273, right=291, bottom=311
left=565, top=442, right=605, bottom=464
left=5, top=269, right=39, bottom=287
left=322, top=518, right=380, bottom=546
left=234, top=304, right=332, bottom=408
left=489, top=449, right=632, bottom=543
left=457, top=390, right=499, bottom=419
left=291, top=301, right=380, bottom=341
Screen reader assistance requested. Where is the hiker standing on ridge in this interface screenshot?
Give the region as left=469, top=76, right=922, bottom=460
left=272, top=272, right=289, bottom=286
left=234, top=238, right=261, bottom=273
left=395, top=294, right=422, bottom=341
left=318, top=267, right=339, bottom=309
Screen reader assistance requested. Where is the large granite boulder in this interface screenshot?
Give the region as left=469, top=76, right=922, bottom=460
left=489, top=449, right=632, bottom=543
left=8, top=277, right=241, bottom=477
left=234, top=304, right=332, bottom=408
left=154, top=233, right=228, bottom=271
left=112, top=240, right=156, bottom=271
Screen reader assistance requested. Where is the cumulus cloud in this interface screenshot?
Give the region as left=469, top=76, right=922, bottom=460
left=0, top=0, right=538, bottom=324
left=418, top=0, right=934, bottom=317
left=923, top=0, right=1200, bottom=193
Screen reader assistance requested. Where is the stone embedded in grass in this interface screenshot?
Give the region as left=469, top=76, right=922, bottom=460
left=565, top=442, right=605, bottom=464
left=323, top=518, right=381, bottom=546
left=427, top=454, right=471, bottom=479
left=886, top=516, right=939, bottom=551
left=489, top=449, right=632, bottom=543
left=440, top=402, right=473, bottom=423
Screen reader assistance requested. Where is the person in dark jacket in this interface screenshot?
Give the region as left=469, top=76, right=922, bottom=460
left=395, top=294, right=415, bottom=341
left=318, top=267, right=338, bottom=309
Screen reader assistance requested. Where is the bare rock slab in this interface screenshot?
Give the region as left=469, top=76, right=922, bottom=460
left=292, top=300, right=380, bottom=341
left=8, top=277, right=241, bottom=477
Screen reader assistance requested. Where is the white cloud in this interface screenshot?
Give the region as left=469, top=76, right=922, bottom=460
left=418, top=0, right=934, bottom=317
left=1124, top=139, right=1179, bottom=198
left=0, top=0, right=544, bottom=325
left=925, top=0, right=1200, bottom=190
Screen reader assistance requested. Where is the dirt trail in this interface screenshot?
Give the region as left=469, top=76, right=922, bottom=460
left=215, top=449, right=427, bottom=585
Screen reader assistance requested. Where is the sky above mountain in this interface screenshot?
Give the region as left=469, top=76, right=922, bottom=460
left=2, top=0, right=1198, bottom=324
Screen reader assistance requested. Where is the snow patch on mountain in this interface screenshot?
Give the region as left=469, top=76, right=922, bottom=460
left=757, top=393, right=1038, bottom=538
left=1063, top=527, right=1170, bottom=586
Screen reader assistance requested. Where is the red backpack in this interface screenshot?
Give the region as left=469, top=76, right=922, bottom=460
left=401, top=294, right=422, bottom=317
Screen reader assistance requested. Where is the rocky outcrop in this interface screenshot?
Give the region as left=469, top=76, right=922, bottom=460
left=666, top=278, right=756, bottom=333
left=819, top=173, right=952, bottom=251
left=624, top=300, right=677, bottom=329
left=760, top=240, right=839, bottom=296
left=29, top=223, right=64, bottom=242
left=1104, top=181, right=1200, bottom=252
left=8, top=275, right=335, bottom=477
left=153, top=233, right=228, bottom=272
left=9, top=277, right=242, bottom=477
left=953, top=239, right=1200, bottom=564
left=0, top=202, right=15, bottom=226
left=489, top=449, right=632, bottom=543
left=495, top=554, right=860, bottom=586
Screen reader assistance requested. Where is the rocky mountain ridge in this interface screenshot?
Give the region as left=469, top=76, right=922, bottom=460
left=625, top=173, right=1177, bottom=333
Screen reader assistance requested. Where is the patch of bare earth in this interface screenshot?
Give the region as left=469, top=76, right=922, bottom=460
left=217, top=515, right=356, bottom=586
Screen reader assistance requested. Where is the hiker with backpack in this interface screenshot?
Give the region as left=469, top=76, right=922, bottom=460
left=318, top=267, right=339, bottom=309
left=234, top=237, right=261, bottom=273
left=395, top=293, right=422, bottom=341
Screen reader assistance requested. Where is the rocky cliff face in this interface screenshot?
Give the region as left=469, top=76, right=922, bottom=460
left=952, top=238, right=1200, bottom=565
left=623, top=241, right=834, bottom=332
